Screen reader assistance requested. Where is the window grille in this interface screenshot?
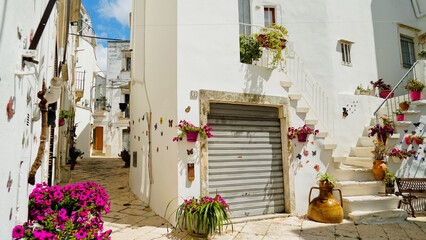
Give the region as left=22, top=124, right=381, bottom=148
left=340, top=42, right=352, bottom=66
left=401, top=36, right=416, bottom=68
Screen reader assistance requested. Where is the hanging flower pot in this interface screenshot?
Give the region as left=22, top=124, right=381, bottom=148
left=415, top=137, right=424, bottom=144
left=409, top=91, right=422, bottom=101
left=186, top=131, right=199, bottom=142
left=372, top=160, right=387, bottom=181
left=58, top=118, right=65, bottom=127
left=297, top=133, right=308, bottom=142
left=405, top=136, right=412, bottom=145
left=396, top=114, right=405, bottom=121
left=379, top=90, right=394, bottom=99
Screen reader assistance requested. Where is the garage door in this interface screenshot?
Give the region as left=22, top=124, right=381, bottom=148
left=208, top=103, right=285, bottom=217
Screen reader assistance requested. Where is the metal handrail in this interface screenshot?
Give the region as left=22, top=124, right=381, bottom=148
left=373, top=60, right=421, bottom=123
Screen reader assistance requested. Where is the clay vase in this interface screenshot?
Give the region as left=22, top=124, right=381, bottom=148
left=400, top=102, right=409, bottom=111
left=372, top=160, right=387, bottom=181
left=307, top=182, right=343, bottom=223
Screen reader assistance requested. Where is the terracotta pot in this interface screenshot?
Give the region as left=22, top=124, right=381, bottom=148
left=409, top=91, right=422, bottom=101
left=400, top=103, right=410, bottom=111
left=186, top=131, right=199, bottom=142
left=372, top=160, right=387, bottom=181
left=379, top=90, right=394, bottom=99
left=297, top=133, right=308, bottom=142
left=307, top=182, right=343, bottom=223
left=396, top=114, right=405, bottom=121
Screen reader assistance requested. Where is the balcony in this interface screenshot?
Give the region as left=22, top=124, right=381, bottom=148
left=75, top=71, right=85, bottom=103
left=239, top=23, right=288, bottom=71
left=93, top=97, right=107, bottom=117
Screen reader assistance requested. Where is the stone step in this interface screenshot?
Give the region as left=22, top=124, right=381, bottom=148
left=395, top=121, right=412, bottom=127
left=323, top=143, right=337, bottom=150
left=316, top=131, right=328, bottom=138
left=334, top=165, right=375, bottom=181
left=337, top=181, right=384, bottom=197
left=348, top=209, right=407, bottom=225
left=357, top=137, right=374, bottom=147
left=288, top=93, right=301, bottom=101
left=296, top=107, right=309, bottom=114
left=402, top=110, right=421, bottom=115
left=305, top=119, right=318, bottom=126
left=342, top=195, right=401, bottom=216
left=343, top=157, right=372, bottom=168
left=410, top=100, right=426, bottom=106
left=280, top=81, right=292, bottom=88
left=350, top=147, right=374, bottom=157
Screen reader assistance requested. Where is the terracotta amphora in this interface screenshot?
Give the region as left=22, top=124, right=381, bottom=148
left=307, top=181, right=343, bottom=223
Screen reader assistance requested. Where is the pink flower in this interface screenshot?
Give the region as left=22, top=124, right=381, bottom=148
left=75, top=230, right=88, bottom=239
left=12, top=225, right=24, bottom=239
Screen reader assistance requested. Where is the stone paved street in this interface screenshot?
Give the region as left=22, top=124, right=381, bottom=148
left=63, top=157, right=426, bottom=240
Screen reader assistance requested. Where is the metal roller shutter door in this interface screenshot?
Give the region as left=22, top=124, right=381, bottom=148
left=208, top=103, right=285, bottom=217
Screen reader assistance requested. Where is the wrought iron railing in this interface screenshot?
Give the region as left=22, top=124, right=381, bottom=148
left=373, top=61, right=421, bottom=124
left=75, top=71, right=85, bottom=91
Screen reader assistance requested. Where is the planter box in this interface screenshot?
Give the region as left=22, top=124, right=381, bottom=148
left=257, top=34, right=287, bottom=49
left=379, top=90, right=394, bottom=99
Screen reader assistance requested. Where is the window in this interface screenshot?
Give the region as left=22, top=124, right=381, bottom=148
left=125, top=57, right=131, bottom=71
left=264, top=7, right=275, bottom=27
left=340, top=41, right=352, bottom=66
left=400, top=36, right=416, bottom=68
left=238, top=0, right=251, bottom=35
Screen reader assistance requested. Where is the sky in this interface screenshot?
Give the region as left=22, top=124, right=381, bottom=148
left=82, top=0, right=131, bottom=73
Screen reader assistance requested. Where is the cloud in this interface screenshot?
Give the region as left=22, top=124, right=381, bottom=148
left=98, top=0, right=132, bottom=27
left=96, top=44, right=108, bottom=73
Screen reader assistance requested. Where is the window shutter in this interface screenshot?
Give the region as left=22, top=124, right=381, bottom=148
left=238, top=0, right=251, bottom=35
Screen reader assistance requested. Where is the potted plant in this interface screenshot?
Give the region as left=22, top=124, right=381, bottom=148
left=288, top=125, right=319, bottom=142
left=393, top=109, right=405, bottom=121
left=388, top=148, right=416, bottom=163
left=371, top=140, right=390, bottom=180
left=414, top=135, right=425, bottom=144
left=119, top=103, right=128, bottom=112
left=405, top=135, right=414, bottom=144
left=371, top=78, right=393, bottom=98
left=176, top=195, right=232, bottom=238
left=368, top=123, right=395, bottom=145
left=355, top=84, right=371, bottom=95
left=399, top=101, right=410, bottom=111
left=58, top=109, right=73, bottom=127
left=101, top=106, right=106, bottom=111
left=239, top=34, right=263, bottom=64
left=69, top=147, right=83, bottom=170
left=307, top=172, right=343, bottom=223
left=383, top=168, right=396, bottom=194
left=418, top=49, right=426, bottom=59
left=253, top=23, right=288, bottom=71
left=404, top=78, right=425, bottom=101
left=118, top=149, right=130, bottom=168
left=12, top=182, right=111, bottom=240
left=173, top=120, right=213, bottom=142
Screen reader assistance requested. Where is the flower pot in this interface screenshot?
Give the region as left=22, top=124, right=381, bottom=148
left=360, top=89, right=371, bottom=95
left=379, top=90, right=394, bottom=99
left=58, top=118, right=64, bottom=127
left=307, top=181, right=343, bottom=223
left=372, top=160, right=387, bottom=181
left=396, top=114, right=405, bottom=121
left=186, top=131, right=199, bottom=142
left=415, top=139, right=424, bottom=144
left=297, top=133, right=308, bottom=142
left=385, top=184, right=395, bottom=195
left=405, top=136, right=412, bottom=145
left=257, top=34, right=287, bottom=49
left=400, top=103, right=410, bottom=111
left=355, top=89, right=361, bottom=95
left=409, top=91, right=422, bottom=101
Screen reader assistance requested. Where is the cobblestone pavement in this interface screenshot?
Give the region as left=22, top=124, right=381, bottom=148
left=64, top=157, right=426, bottom=240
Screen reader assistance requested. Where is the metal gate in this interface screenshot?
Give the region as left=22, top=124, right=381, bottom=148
left=207, top=103, right=285, bottom=217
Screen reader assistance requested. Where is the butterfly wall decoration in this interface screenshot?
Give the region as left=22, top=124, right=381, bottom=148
left=414, top=122, right=421, bottom=127
left=187, top=149, right=194, bottom=155
left=312, top=151, right=317, bottom=156
left=304, top=151, right=309, bottom=156
left=296, top=154, right=302, bottom=160
left=154, top=123, right=158, bottom=130
left=160, top=117, right=163, bottom=125
left=169, top=120, right=173, bottom=127
left=185, top=106, right=191, bottom=113
left=342, top=107, right=348, bottom=118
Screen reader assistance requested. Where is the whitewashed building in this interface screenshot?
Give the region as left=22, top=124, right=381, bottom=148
left=129, top=0, right=426, bottom=224
left=92, top=41, right=131, bottom=157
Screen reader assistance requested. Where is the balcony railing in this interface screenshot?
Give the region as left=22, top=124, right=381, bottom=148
left=94, top=97, right=107, bottom=112
left=75, top=71, right=85, bottom=91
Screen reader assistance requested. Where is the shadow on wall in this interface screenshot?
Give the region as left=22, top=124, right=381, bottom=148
left=76, top=123, right=91, bottom=158
left=242, top=64, right=272, bottom=97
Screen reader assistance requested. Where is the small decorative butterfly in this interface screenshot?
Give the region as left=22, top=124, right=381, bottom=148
left=161, top=132, right=163, bottom=136
left=342, top=108, right=348, bottom=118
left=132, top=120, right=135, bottom=125
left=312, top=151, right=317, bottom=156
left=169, top=120, right=173, bottom=127
left=154, top=123, right=158, bottom=130
left=157, top=147, right=159, bottom=152
left=138, top=136, right=140, bottom=141
left=314, top=165, right=320, bottom=171
left=306, top=160, right=310, bottom=164
left=160, top=117, right=163, bottom=125
left=166, top=146, right=169, bottom=150
left=404, top=129, right=408, bottom=133
left=142, top=115, right=145, bottom=121
left=299, top=164, right=303, bottom=168
left=311, top=141, right=314, bottom=145
left=185, top=106, right=191, bottom=113
left=138, top=118, right=140, bottom=123
left=296, top=154, right=302, bottom=160
left=134, top=135, right=136, bottom=139
left=414, top=155, right=418, bottom=160
left=413, top=131, right=417, bottom=135
left=304, top=151, right=309, bottom=156
left=187, top=149, right=194, bottom=155
left=414, top=122, right=421, bottom=127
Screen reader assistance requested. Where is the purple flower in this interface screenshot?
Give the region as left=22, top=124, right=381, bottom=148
left=75, top=230, right=87, bottom=239
left=12, top=225, right=24, bottom=239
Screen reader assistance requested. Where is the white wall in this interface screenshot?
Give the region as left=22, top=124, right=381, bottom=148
left=0, top=0, right=57, bottom=238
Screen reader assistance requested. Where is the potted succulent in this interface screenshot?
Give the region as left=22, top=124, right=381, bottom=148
left=388, top=148, right=416, bottom=163
left=307, top=172, right=343, bottom=223
left=371, top=140, right=390, bottom=180
left=175, top=195, right=232, bottom=238
left=119, top=149, right=130, bottom=168
left=399, top=101, right=410, bottom=111
left=253, top=23, right=288, bottom=71
left=368, top=123, right=395, bottom=145
left=404, top=78, right=425, bottom=101
left=173, top=120, right=213, bottom=142
left=69, top=147, right=83, bottom=170
left=371, top=78, right=393, bottom=99
left=393, top=109, right=405, bottom=121
left=288, top=125, right=319, bottom=142
left=239, top=34, right=263, bottom=64
left=383, top=168, right=396, bottom=194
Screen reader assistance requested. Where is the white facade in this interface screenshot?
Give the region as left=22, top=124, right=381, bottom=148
left=128, top=0, right=425, bottom=222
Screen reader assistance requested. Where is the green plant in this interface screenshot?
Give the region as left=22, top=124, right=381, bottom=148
left=393, top=109, right=403, bottom=115
left=239, top=34, right=263, bottom=64
left=400, top=101, right=411, bottom=105
left=371, top=140, right=391, bottom=160
left=173, top=120, right=213, bottom=142
left=59, top=109, right=74, bottom=119
left=404, top=78, right=425, bottom=92
left=253, top=23, right=288, bottom=71
left=383, top=168, right=396, bottom=186
left=316, top=172, right=338, bottom=187
left=371, top=78, right=392, bottom=91
left=175, top=195, right=232, bottom=237
left=418, top=49, right=426, bottom=59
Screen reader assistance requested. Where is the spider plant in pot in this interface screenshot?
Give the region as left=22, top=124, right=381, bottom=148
left=399, top=101, right=410, bottom=111
left=175, top=195, right=232, bottom=238
left=383, top=168, right=396, bottom=194
left=393, top=108, right=405, bottom=121
left=404, top=78, right=425, bottom=101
